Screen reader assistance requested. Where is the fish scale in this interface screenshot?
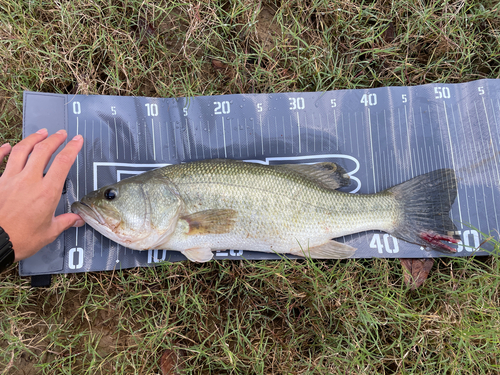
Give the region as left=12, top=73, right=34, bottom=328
left=162, top=162, right=395, bottom=250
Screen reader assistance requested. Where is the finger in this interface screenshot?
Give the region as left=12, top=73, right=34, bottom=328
left=44, top=134, right=83, bottom=188
left=24, top=130, right=68, bottom=176
left=0, top=143, right=11, bottom=164
left=2, top=129, right=49, bottom=177
left=53, top=213, right=85, bottom=235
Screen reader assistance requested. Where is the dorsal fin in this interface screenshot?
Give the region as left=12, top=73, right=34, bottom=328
left=276, top=162, right=350, bottom=190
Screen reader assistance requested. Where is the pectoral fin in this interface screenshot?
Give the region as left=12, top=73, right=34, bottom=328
left=182, top=247, right=214, bottom=262
left=290, top=240, right=356, bottom=259
left=181, top=209, right=237, bottom=236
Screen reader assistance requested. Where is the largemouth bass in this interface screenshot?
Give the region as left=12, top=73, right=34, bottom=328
left=71, top=159, right=460, bottom=262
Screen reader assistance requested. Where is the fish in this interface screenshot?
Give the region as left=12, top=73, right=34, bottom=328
left=71, top=159, right=460, bottom=262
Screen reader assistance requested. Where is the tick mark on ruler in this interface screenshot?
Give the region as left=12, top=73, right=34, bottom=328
left=222, top=117, right=227, bottom=158
left=114, top=117, right=119, bottom=159
left=296, top=112, right=301, bottom=153
left=259, top=114, right=264, bottom=155
left=151, top=119, right=156, bottom=161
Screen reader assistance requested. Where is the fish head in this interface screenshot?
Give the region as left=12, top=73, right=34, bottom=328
left=71, top=175, right=183, bottom=250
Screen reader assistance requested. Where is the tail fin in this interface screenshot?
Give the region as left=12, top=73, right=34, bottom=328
left=387, top=169, right=460, bottom=253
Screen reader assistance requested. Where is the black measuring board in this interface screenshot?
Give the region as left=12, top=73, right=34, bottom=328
left=20, top=79, right=500, bottom=276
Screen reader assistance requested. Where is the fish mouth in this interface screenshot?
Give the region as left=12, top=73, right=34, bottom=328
left=71, top=201, right=107, bottom=225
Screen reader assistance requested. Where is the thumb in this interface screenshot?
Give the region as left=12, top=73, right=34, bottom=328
left=53, top=213, right=85, bottom=233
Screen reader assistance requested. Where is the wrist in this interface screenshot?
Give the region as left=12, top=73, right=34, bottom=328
left=0, top=226, right=15, bottom=272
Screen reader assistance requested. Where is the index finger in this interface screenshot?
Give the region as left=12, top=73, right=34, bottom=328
left=2, top=129, right=48, bottom=177
left=44, top=135, right=83, bottom=189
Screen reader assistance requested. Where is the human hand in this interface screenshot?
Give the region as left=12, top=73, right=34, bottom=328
left=0, top=129, right=84, bottom=261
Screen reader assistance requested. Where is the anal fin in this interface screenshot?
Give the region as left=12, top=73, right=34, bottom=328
left=182, top=247, right=214, bottom=262
left=290, top=240, right=356, bottom=259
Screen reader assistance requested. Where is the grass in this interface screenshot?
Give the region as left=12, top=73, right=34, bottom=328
left=1, top=254, right=500, bottom=373
left=1, top=0, right=500, bottom=373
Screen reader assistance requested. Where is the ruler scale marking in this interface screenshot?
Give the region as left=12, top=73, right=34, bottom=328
left=455, top=105, right=474, bottom=230
left=230, top=118, right=235, bottom=158
left=442, top=101, right=463, bottom=225
left=297, top=112, right=301, bottom=154
left=404, top=105, right=414, bottom=179
left=411, top=110, right=422, bottom=177
left=367, top=108, right=376, bottom=192
left=75, top=115, right=80, bottom=248
left=483, top=98, right=500, bottom=192
left=275, top=117, right=279, bottom=155
left=185, top=118, right=191, bottom=160
left=159, top=120, right=164, bottom=161
left=477, top=100, right=500, bottom=231
left=470, top=102, right=492, bottom=231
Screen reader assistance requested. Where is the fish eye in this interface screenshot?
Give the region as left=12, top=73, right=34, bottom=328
left=104, top=188, right=117, bottom=200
